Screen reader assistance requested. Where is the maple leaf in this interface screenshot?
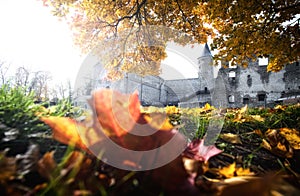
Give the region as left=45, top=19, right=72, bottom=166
left=41, top=116, right=98, bottom=152
left=218, top=162, right=254, bottom=178
left=42, top=89, right=200, bottom=194
left=88, top=89, right=141, bottom=138
left=183, top=139, right=222, bottom=162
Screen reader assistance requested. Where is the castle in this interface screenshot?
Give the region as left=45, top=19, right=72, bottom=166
left=74, top=44, right=300, bottom=109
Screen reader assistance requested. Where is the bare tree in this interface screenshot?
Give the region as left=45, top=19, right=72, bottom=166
left=14, top=66, right=30, bottom=89
left=0, top=61, right=10, bottom=85
left=28, top=71, right=52, bottom=100
left=56, top=82, right=67, bottom=99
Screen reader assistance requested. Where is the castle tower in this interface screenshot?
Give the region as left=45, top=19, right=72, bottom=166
left=198, top=43, right=214, bottom=92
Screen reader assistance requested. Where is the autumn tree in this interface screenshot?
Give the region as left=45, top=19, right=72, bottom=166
left=42, top=0, right=300, bottom=78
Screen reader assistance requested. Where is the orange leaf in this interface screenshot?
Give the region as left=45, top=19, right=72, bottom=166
left=41, top=116, right=98, bottom=151
left=235, top=167, right=254, bottom=176
left=89, top=89, right=141, bottom=137
left=37, top=151, right=57, bottom=179
left=219, top=163, right=236, bottom=178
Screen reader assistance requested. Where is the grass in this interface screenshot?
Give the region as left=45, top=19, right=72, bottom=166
left=1, top=90, right=300, bottom=195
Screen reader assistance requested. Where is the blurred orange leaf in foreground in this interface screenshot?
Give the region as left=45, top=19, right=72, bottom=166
left=41, top=89, right=224, bottom=195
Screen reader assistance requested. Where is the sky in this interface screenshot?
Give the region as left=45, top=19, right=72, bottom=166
left=0, top=0, right=204, bottom=88
left=0, top=0, right=83, bottom=85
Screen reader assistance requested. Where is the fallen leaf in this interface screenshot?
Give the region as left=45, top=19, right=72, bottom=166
left=183, top=139, right=223, bottom=162
left=220, top=133, right=242, bottom=144
left=42, top=89, right=199, bottom=195
left=240, top=105, right=248, bottom=114
left=204, top=103, right=212, bottom=111
left=261, top=139, right=272, bottom=151
left=219, top=163, right=236, bottom=178
left=0, top=150, right=16, bottom=182
left=279, top=128, right=300, bottom=150
left=219, top=175, right=275, bottom=196
left=262, top=129, right=294, bottom=158
left=254, top=129, right=263, bottom=137
left=41, top=116, right=101, bottom=152
left=37, top=151, right=57, bottom=179
left=41, top=117, right=85, bottom=149
left=143, top=112, right=174, bottom=131
left=88, top=89, right=141, bottom=138
left=235, top=167, right=254, bottom=176
left=250, top=115, right=265, bottom=122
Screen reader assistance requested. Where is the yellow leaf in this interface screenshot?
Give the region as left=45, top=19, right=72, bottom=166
left=204, top=103, right=211, bottom=110
left=220, top=133, right=242, bottom=144
left=235, top=167, right=254, bottom=176
left=240, top=105, right=248, bottom=114
left=250, top=115, right=265, bottom=122
left=143, top=113, right=174, bottom=131
left=279, top=128, right=300, bottom=150
left=219, top=162, right=236, bottom=178
left=261, top=139, right=272, bottom=151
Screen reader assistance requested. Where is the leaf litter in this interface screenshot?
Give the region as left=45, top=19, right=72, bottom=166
left=0, top=89, right=299, bottom=195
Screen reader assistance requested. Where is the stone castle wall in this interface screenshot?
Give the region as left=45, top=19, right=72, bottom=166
left=219, top=61, right=300, bottom=108
left=74, top=45, right=300, bottom=109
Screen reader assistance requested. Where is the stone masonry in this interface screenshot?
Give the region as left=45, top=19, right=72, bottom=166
left=74, top=44, right=300, bottom=108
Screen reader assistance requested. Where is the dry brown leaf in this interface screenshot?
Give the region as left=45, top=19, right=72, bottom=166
left=0, top=150, right=16, bottom=182
left=263, top=129, right=294, bottom=158
left=279, top=128, right=300, bottom=150
left=261, top=139, right=272, bottom=151
left=37, top=151, right=57, bottom=179
left=254, top=129, right=263, bottom=137
left=219, top=175, right=275, bottom=196
left=220, top=133, right=242, bottom=144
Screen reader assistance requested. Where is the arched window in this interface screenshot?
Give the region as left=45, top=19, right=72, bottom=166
left=228, top=95, right=235, bottom=103
left=243, top=95, right=250, bottom=104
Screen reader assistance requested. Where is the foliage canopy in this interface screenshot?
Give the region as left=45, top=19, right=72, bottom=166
left=43, top=0, right=300, bottom=78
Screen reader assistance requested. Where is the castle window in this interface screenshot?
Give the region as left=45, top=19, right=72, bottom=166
left=228, top=95, right=235, bottom=103
left=247, top=75, right=252, bottom=87
left=204, top=87, right=208, bottom=93
left=258, top=94, right=266, bottom=101
left=258, top=57, right=268, bottom=66
left=243, top=98, right=249, bottom=104
left=229, top=71, right=236, bottom=78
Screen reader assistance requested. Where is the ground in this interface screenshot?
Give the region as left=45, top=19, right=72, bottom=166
left=0, top=104, right=300, bottom=195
